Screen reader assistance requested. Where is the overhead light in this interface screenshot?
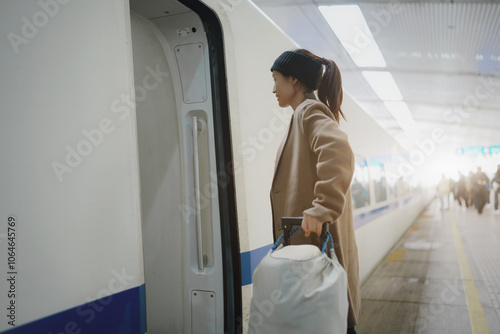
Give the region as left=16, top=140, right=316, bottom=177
left=395, top=118, right=418, bottom=136
left=319, top=5, right=386, bottom=67
left=384, top=101, right=418, bottom=136
left=362, top=71, right=403, bottom=101
left=384, top=101, right=411, bottom=119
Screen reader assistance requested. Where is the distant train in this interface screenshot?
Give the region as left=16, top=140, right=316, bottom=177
left=0, top=0, right=432, bottom=333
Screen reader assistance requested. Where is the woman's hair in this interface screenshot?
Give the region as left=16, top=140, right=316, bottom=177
left=294, top=49, right=346, bottom=122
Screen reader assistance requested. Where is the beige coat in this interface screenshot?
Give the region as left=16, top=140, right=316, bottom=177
left=270, top=96, right=361, bottom=327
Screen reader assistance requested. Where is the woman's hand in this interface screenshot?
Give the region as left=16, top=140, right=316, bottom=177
left=301, top=213, right=324, bottom=238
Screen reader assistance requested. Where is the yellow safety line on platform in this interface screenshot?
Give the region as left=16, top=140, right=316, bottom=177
left=386, top=249, right=406, bottom=262
left=450, top=209, right=490, bottom=334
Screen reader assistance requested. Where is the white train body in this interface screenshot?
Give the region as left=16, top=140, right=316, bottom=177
left=0, top=0, right=432, bottom=333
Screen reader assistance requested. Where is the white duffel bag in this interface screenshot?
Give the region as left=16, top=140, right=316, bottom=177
left=248, top=228, right=348, bottom=334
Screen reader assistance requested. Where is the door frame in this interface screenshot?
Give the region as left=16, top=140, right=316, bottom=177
left=179, top=1, right=242, bottom=332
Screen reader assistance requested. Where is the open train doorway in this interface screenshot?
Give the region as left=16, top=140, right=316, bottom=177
left=129, top=0, right=241, bottom=333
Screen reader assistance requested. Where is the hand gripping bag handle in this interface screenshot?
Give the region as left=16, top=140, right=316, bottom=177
left=281, top=216, right=329, bottom=246
left=273, top=216, right=333, bottom=254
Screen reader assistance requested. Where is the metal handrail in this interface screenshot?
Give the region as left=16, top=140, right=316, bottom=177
left=192, top=116, right=204, bottom=271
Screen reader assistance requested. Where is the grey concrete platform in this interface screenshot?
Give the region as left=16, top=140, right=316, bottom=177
left=356, top=199, right=500, bottom=334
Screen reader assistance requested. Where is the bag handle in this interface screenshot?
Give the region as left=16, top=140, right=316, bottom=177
left=282, top=217, right=303, bottom=246
left=281, top=217, right=329, bottom=246
left=273, top=217, right=333, bottom=254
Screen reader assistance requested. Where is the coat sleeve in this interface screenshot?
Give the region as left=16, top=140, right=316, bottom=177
left=300, top=108, right=355, bottom=224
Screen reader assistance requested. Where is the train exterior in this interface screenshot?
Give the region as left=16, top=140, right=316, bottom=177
left=0, top=0, right=433, bottom=333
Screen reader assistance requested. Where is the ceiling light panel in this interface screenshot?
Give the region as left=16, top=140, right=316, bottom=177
left=319, top=5, right=387, bottom=68
left=362, top=71, right=403, bottom=101
left=384, top=101, right=412, bottom=119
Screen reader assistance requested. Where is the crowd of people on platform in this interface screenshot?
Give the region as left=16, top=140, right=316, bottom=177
left=436, top=164, right=500, bottom=215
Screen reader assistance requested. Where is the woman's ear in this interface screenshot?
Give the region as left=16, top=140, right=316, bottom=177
left=288, top=76, right=299, bottom=85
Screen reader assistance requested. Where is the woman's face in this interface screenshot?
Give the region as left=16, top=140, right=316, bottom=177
left=272, top=71, right=296, bottom=108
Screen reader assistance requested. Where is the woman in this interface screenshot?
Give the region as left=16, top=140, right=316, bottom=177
left=269, top=49, right=360, bottom=333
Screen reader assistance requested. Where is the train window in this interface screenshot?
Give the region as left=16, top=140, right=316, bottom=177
left=395, top=176, right=411, bottom=197
left=351, top=156, right=370, bottom=209
left=384, top=161, right=398, bottom=200
left=370, top=161, right=388, bottom=203
left=381, top=154, right=414, bottom=198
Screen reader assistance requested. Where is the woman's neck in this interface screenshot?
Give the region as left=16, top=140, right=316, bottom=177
left=290, top=92, right=307, bottom=111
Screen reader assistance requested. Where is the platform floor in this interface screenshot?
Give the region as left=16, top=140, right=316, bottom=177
left=356, top=198, right=500, bottom=334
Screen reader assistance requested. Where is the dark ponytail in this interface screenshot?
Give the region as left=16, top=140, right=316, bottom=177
left=295, top=49, right=346, bottom=123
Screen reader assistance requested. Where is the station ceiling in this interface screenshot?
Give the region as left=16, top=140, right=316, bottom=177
left=252, top=0, right=500, bottom=155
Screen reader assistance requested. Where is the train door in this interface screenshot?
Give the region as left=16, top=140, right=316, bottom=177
left=129, top=1, right=240, bottom=333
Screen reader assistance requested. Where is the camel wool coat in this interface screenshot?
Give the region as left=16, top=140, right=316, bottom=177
left=270, top=95, right=361, bottom=327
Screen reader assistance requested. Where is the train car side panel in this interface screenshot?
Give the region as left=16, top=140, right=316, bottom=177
left=0, top=1, right=145, bottom=331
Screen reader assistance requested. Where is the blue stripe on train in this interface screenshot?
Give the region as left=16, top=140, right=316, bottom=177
left=3, top=285, right=146, bottom=334
left=240, top=244, right=273, bottom=286
left=240, top=196, right=413, bottom=286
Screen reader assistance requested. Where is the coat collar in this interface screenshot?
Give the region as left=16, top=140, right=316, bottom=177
left=273, top=113, right=293, bottom=175
left=272, top=96, right=318, bottom=178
